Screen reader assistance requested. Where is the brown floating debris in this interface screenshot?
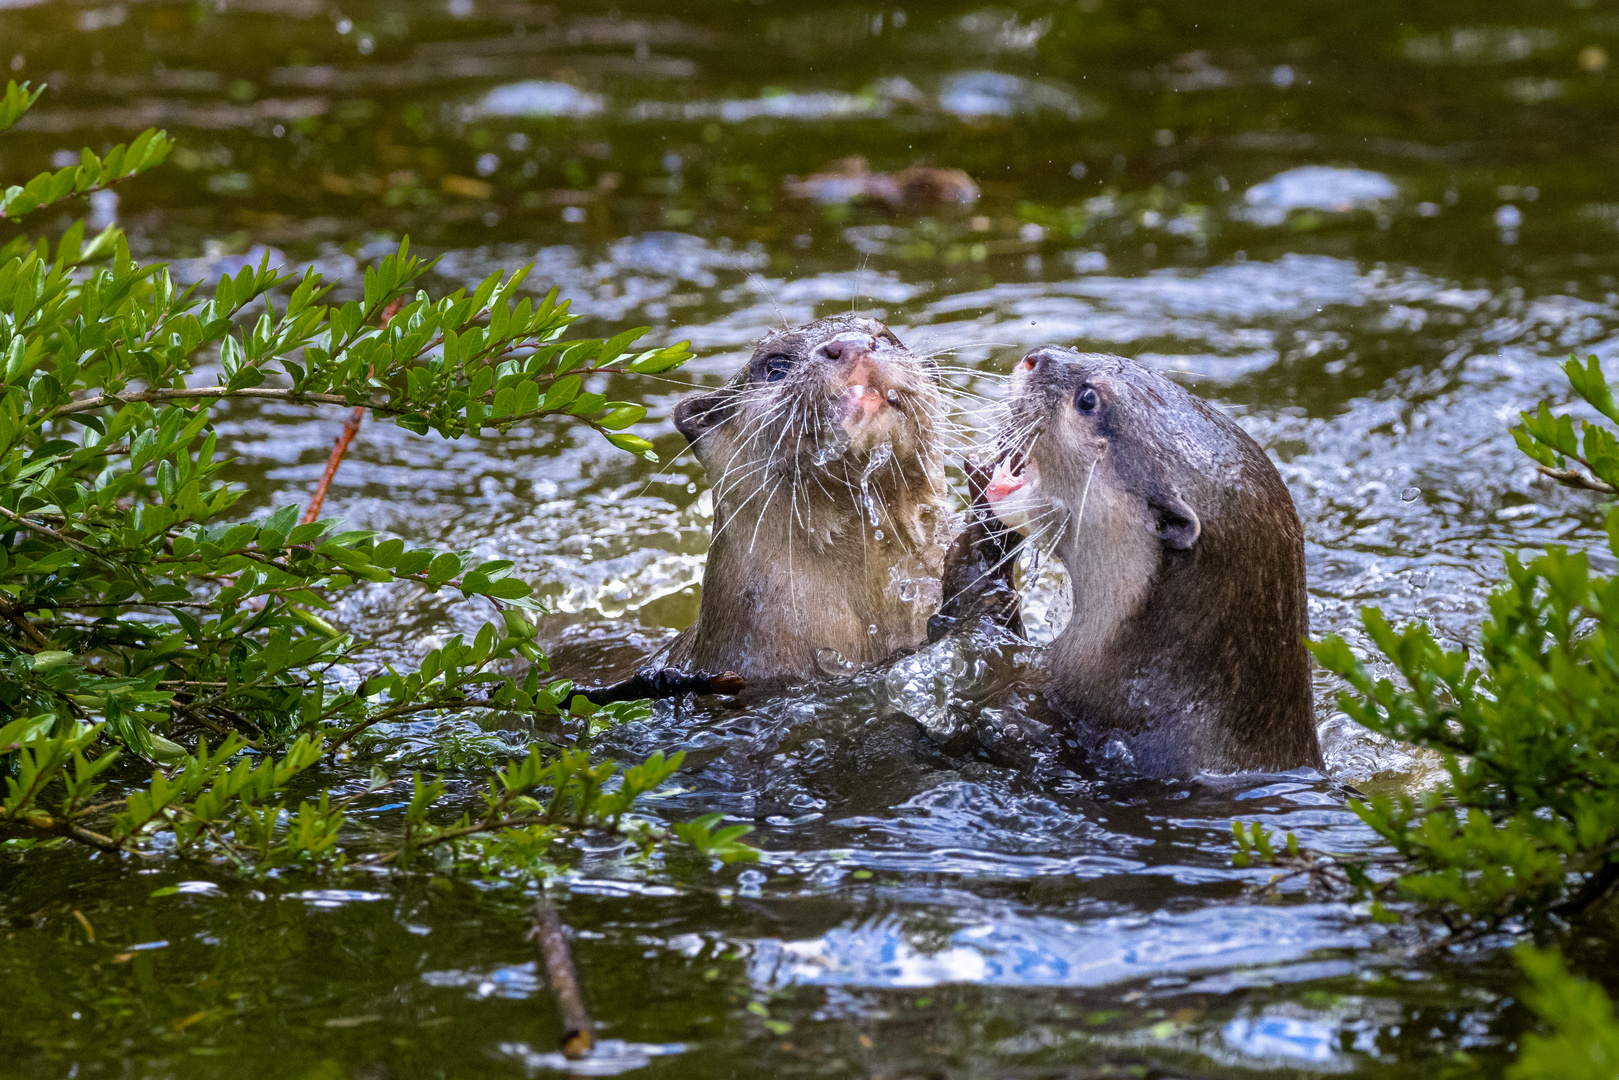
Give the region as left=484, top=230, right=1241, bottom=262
left=529, top=898, right=595, bottom=1060
left=784, top=156, right=979, bottom=210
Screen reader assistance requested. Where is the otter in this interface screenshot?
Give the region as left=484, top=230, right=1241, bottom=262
left=665, top=316, right=950, bottom=683
left=982, top=347, right=1321, bottom=775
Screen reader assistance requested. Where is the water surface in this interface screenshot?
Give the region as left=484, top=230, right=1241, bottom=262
left=4, top=1, right=1618, bottom=1076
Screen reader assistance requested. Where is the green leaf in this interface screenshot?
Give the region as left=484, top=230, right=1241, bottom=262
left=0, top=80, right=45, bottom=133
left=597, top=404, right=647, bottom=430
left=542, top=375, right=581, bottom=410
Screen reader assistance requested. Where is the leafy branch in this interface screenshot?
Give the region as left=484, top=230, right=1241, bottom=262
left=0, top=77, right=740, bottom=879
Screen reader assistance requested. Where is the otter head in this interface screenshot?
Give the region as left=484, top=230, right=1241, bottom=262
left=665, top=316, right=952, bottom=682
left=987, top=347, right=1318, bottom=774
left=991, top=348, right=1204, bottom=606
left=673, top=316, right=946, bottom=542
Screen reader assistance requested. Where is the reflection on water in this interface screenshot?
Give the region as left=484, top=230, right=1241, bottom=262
left=5, top=0, right=1619, bottom=1076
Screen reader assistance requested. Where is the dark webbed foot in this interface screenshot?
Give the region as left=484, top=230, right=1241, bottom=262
left=929, top=459, right=1025, bottom=643
left=580, top=666, right=745, bottom=706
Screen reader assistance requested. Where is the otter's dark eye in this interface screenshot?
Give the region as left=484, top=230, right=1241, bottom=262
left=764, top=355, right=793, bottom=382
left=1076, top=385, right=1099, bottom=413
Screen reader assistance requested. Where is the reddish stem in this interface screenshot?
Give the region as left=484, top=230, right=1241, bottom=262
left=300, top=297, right=406, bottom=526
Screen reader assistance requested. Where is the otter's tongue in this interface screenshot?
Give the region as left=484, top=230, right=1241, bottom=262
left=986, top=457, right=1040, bottom=535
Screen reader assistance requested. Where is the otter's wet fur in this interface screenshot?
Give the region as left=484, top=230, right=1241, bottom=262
left=992, top=348, right=1321, bottom=775
left=667, top=316, right=951, bottom=683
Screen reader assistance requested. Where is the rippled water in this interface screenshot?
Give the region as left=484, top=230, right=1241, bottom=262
left=5, top=1, right=1619, bottom=1076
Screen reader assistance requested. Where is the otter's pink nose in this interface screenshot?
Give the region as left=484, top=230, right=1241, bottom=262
left=815, top=333, right=879, bottom=365
left=1020, top=348, right=1059, bottom=372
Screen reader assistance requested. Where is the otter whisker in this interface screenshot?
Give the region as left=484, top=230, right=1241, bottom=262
left=746, top=271, right=792, bottom=330
left=746, top=475, right=787, bottom=555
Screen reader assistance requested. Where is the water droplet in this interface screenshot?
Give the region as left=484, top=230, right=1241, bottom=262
left=868, top=624, right=878, bottom=635
left=1401, top=486, right=1421, bottom=502
left=686, top=482, right=697, bottom=494
left=858, top=442, right=895, bottom=526
left=815, top=647, right=853, bottom=674
left=874, top=528, right=884, bottom=540
left=813, top=428, right=851, bottom=466
left=886, top=388, right=899, bottom=403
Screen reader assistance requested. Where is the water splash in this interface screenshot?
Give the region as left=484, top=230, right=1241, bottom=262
left=812, top=425, right=851, bottom=466
left=859, top=441, right=895, bottom=527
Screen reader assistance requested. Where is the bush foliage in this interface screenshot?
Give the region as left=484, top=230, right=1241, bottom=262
left=1285, top=355, right=1619, bottom=934
left=0, top=82, right=756, bottom=872
left=1235, top=354, right=1619, bottom=1072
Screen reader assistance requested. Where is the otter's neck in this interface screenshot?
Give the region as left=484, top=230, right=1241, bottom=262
left=1047, top=481, right=1159, bottom=677
left=683, top=474, right=946, bottom=681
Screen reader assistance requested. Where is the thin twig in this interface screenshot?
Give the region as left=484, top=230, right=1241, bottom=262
left=529, top=898, right=595, bottom=1060
left=0, top=807, right=129, bottom=854
left=302, top=297, right=405, bottom=526
left=0, top=597, right=53, bottom=651
left=302, top=407, right=365, bottom=525
left=1537, top=464, right=1618, bottom=495
left=0, top=504, right=93, bottom=551
left=51, top=387, right=384, bottom=417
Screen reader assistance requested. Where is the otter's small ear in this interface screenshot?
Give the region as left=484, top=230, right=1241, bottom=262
left=1151, top=494, right=1201, bottom=550
left=673, top=390, right=734, bottom=444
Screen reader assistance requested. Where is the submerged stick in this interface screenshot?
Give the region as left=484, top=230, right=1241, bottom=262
left=529, top=898, right=595, bottom=1059
left=300, top=297, right=406, bottom=526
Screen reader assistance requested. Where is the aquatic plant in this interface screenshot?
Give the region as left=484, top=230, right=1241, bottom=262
left=0, top=81, right=756, bottom=873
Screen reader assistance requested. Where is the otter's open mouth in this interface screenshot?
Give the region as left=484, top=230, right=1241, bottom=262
left=985, top=454, right=1040, bottom=535
left=833, top=380, right=904, bottom=446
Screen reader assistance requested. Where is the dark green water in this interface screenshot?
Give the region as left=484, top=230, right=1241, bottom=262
left=5, top=1, right=1619, bottom=1075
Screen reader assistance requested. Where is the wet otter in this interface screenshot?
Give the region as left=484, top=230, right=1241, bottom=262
left=666, top=316, right=951, bottom=683
left=985, top=348, right=1321, bottom=775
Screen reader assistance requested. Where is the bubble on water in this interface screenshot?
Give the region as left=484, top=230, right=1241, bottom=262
left=687, top=482, right=697, bottom=493
left=1401, top=486, right=1421, bottom=502
left=738, top=868, right=767, bottom=897
left=815, top=647, right=854, bottom=674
